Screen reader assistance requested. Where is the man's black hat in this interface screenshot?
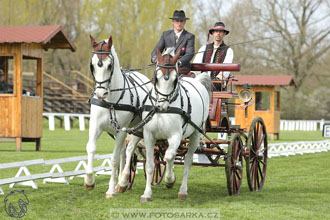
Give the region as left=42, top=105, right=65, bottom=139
left=209, top=22, right=229, bottom=35
left=169, top=10, right=190, bottom=20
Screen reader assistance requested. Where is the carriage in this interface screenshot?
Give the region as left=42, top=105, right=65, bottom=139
left=125, top=63, right=268, bottom=196
left=86, top=36, right=268, bottom=200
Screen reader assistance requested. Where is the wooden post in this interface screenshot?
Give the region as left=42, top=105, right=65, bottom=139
left=16, top=137, right=22, bottom=152
left=36, top=58, right=43, bottom=151
left=36, top=138, right=41, bottom=151
left=15, top=49, right=22, bottom=151
left=37, top=58, right=43, bottom=97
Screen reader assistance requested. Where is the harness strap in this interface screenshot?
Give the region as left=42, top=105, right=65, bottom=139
left=143, top=105, right=191, bottom=127
left=122, top=106, right=158, bottom=138
left=143, top=105, right=225, bottom=154
left=89, top=98, right=138, bottom=114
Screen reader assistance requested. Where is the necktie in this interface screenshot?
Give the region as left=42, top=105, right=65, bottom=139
left=175, top=35, right=178, bottom=43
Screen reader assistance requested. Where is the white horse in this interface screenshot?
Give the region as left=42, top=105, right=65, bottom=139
left=84, top=35, right=152, bottom=198
left=140, top=48, right=212, bottom=202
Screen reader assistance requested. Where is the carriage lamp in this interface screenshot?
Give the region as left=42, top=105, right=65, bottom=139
left=238, top=83, right=253, bottom=103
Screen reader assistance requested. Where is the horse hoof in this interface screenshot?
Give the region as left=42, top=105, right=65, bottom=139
left=165, top=176, right=176, bottom=189
left=140, top=197, right=151, bottom=202
left=115, top=184, right=127, bottom=193
left=84, top=183, right=95, bottom=191
left=105, top=193, right=116, bottom=199
left=178, top=193, right=188, bottom=199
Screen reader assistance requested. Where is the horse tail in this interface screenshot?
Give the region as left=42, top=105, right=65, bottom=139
left=195, top=73, right=212, bottom=98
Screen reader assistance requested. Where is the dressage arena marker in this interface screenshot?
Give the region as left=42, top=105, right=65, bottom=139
left=0, top=155, right=112, bottom=195
left=94, top=154, right=113, bottom=176
left=267, top=140, right=330, bottom=158
left=0, top=159, right=46, bottom=194
left=43, top=155, right=89, bottom=184
left=0, top=140, right=329, bottom=195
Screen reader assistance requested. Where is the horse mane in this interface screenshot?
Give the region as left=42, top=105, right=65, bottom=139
left=164, top=47, right=176, bottom=57
left=195, top=72, right=212, bottom=98
left=103, top=39, right=120, bottom=69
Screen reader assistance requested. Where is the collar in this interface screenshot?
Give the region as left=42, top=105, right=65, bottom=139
left=174, top=29, right=184, bottom=36
left=213, top=41, right=226, bottom=48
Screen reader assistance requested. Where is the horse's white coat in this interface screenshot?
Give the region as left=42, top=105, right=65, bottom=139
left=85, top=38, right=151, bottom=196
left=141, top=53, right=211, bottom=201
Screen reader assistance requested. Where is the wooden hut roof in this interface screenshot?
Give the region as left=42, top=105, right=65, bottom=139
left=233, top=75, right=296, bottom=86
left=0, top=25, right=76, bottom=52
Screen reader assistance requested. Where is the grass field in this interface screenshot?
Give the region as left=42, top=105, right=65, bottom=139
left=0, top=124, right=329, bottom=220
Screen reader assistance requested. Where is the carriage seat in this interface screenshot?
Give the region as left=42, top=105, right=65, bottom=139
left=208, top=91, right=238, bottom=120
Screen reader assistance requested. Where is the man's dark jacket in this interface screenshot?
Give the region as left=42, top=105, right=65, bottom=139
left=151, top=29, right=195, bottom=68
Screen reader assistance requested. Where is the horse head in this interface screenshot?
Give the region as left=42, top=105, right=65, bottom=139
left=154, top=48, right=180, bottom=111
left=90, top=35, right=115, bottom=100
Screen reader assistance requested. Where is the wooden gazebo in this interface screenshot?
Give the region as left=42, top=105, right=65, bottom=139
left=0, top=25, right=76, bottom=151
left=233, top=75, right=295, bottom=140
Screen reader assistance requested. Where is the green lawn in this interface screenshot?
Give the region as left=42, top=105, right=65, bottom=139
left=0, top=126, right=329, bottom=220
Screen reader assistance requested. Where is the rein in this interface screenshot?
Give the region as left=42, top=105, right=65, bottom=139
left=179, top=32, right=300, bottom=60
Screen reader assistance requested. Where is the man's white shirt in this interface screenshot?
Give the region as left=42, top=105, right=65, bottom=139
left=192, top=45, right=234, bottom=78
left=174, top=29, right=184, bottom=42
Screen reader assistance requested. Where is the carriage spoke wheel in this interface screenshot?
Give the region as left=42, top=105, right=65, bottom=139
left=225, top=133, right=243, bottom=196
left=246, top=117, right=268, bottom=192
left=151, top=150, right=166, bottom=185
left=205, top=142, right=222, bottom=164
left=126, top=153, right=137, bottom=190
left=143, top=149, right=166, bottom=186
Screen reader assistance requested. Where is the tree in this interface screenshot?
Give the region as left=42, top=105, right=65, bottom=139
left=251, top=0, right=330, bottom=89
left=0, top=0, right=191, bottom=80
left=247, top=0, right=330, bottom=118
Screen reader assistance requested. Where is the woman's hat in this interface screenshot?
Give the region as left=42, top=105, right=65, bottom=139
left=209, top=22, right=229, bottom=35
left=169, top=10, right=190, bottom=20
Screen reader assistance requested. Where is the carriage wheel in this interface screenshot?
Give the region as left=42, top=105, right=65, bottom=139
left=143, top=150, right=166, bottom=185
left=205, top=142, right=222, bottom=164
left=246, top=117, right=268, bottom=191
left=126, top=153, right=137, bottom=190
left=152, top=150, right=166, bottom=185
left=225, top=133, right=243, bottom=196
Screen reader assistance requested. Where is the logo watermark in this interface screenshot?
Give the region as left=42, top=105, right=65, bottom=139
left=109, top=208, right=220, bottom=220
left=4, top=190, right=29, bottom=218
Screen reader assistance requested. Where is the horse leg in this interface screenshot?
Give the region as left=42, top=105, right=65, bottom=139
left=178, top=130, right=200, bottom=199
left=140, top=132, right=156, bottom=202
left=118, top=145, right=126, bottom=181
left=164, top=134, right=181, bottom=188
left=117, top=135, right=141, bottom=192
left=105, top=131, right=126, bottom=198
left=84, top=122, right=102, bottom=190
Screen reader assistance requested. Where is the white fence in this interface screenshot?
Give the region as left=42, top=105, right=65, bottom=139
left=42, top=113, right=330, bottom=132
left=1, top=140, right=330, bottom=195
left=268, top=140, right=330, bottom=158
left=279, top=119, right=330, bottom=131
left=0, top=154, right=112, bottom=195
left=43, top=113, right=90, bottom=131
